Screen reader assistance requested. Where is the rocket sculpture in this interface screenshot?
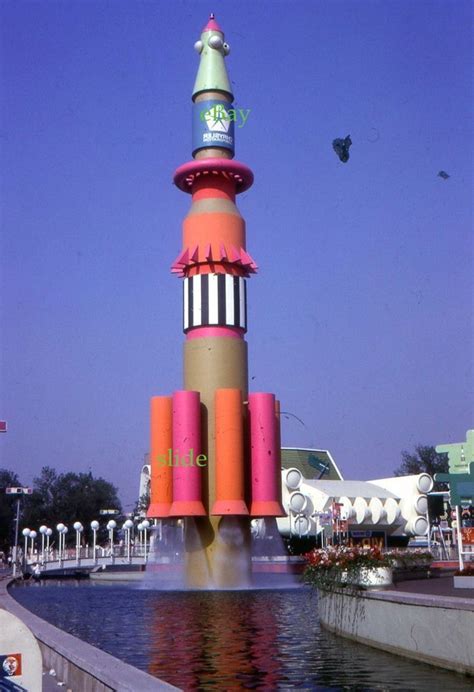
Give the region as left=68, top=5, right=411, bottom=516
left=147, top=15, right=284, bottom=588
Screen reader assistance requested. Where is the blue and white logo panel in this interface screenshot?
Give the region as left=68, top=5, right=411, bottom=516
left=193, top=100, right=235, bottom=156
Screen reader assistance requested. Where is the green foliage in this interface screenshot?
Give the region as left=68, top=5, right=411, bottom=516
left=394, top=445, right=448, bottom=487
left=388, top=549, right=433, bottom=569
left=0, top=469, right=21, bottom=551
left=21, top=466, right=122, bottom=537
left=133, top=492, right=150, bottom=518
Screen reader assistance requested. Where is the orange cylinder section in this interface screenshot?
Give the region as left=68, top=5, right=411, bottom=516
left=211, top=388, right=249, bottom=515
left=192, top=175, right=236, bottom=201
left=147, top=396, right=173, bottom=518
left=183, top=212, right=246, bottom=256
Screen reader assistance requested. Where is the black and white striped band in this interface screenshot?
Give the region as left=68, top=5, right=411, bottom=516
left=183, top=274, right=247, bottom=332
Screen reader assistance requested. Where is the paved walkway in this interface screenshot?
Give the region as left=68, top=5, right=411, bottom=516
left=42, top=668, right=70, bottom=691
left=393, top=574, right=474, bottom=601
left=1, top=570, right=70, bottom=690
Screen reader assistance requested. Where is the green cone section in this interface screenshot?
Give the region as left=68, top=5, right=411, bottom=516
left=193, top=27, right=233, bottom=102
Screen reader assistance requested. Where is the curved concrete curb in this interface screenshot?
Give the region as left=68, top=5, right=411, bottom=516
left=1, top=577, right=180, bottom=691
left=317, top=586, right=474, bottom=676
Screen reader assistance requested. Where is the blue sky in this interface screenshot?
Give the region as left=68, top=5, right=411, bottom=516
left=1, top=0, right=472, bottom=509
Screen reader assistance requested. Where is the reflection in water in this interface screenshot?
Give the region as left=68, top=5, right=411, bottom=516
left=10, top=581, right=472, bottom=691
left=147, top=591, right=277, bottom=689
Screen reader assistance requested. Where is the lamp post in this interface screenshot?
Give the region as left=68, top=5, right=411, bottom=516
left=29, top=530, right=37, bottom=561
left=46, top=528, right=53, bottom=560
left=22, top=529, right=30, bottom=569
left=311, top=512, right=325, bottom=548
left=62, top=526, right=69, bottom=560
left=123, top=519, right=134, bottom=563
left=56, top=523, right=65, bottom=563
left=39, top=525, right=47, bottom=563
left=73, top=522, right=83, bottom=564
left=106, top=520, right=116, bottom=562
left=90, top=521, right=99, bottom=564
left=142, top=519, right=150, bottom=561
left=137, top=522, right=144, bottom=555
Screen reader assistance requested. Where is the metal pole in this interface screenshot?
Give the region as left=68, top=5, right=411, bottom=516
left=109, top=528, right=114, bottom=563
left=455, top=505, right=464, bottom=571
left=23, top=536, right=28, bottom=568
left=12, top=499, right=20, bottom=578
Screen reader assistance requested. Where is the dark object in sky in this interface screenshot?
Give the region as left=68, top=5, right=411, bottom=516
left=438, top=170, right=450, bottom=179
left=332, top=135, right=352, bottom=163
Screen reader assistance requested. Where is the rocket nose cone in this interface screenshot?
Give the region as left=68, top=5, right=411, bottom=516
left=203, top=13, right=223, bottom=33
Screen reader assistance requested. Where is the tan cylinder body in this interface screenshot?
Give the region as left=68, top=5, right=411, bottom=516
left=183, top=336, right=251, bottom=588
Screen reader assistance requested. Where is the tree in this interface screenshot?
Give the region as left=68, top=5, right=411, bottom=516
left=394, top=445, right=449, bottom=487
left=21, top=467, right=122, bottom=539
left=0, top=469, right=22, bottom=552
left=133, top=492, right=150, bottom=519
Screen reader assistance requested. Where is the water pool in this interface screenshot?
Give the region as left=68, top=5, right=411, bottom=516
left=10, top=580, right=472, bottom=691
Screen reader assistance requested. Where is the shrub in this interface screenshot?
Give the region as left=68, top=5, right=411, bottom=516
left=454, top=564, right=474, bottom=577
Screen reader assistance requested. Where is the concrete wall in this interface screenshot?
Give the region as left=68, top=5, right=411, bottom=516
left=318, top=587, right=474, bottom=676
left=0, top=578, right=179, bottom=691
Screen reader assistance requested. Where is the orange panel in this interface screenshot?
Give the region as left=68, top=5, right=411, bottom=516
left=212, top=388, right=249, bottom=515
left=183, top=212, right=246, bottom=254
left=147, top=396, right=173, bottom=518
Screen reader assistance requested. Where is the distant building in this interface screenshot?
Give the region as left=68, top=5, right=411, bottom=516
left=138, top=453, right=150, bottom=508
left=281, top=447, right=343, bottom=481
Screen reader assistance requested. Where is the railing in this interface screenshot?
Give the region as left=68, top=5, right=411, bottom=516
left=24, top=544, right=151, bottom=572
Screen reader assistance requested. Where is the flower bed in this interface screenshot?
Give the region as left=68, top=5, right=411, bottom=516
left=303, top=546, right=434, bottom=591
left=389, top=548, right=433, bottom=569
left=303, top=546, right=393, bottom=591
